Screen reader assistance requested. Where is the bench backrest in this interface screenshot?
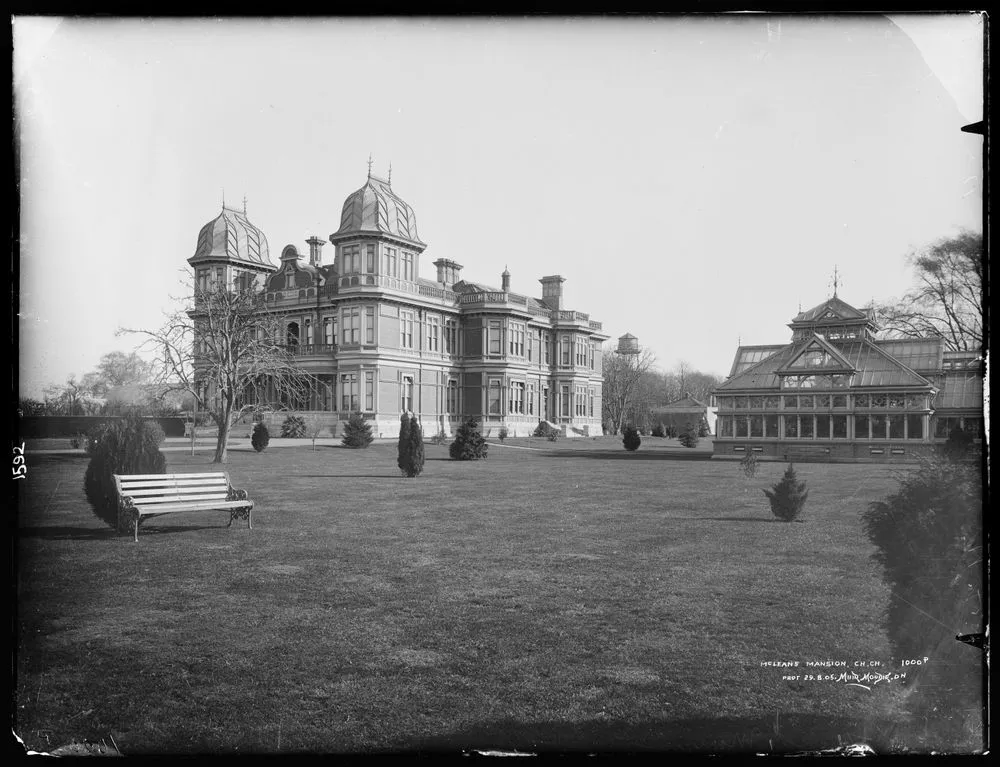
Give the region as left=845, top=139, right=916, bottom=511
left=113, top=472, right=232, bottom=506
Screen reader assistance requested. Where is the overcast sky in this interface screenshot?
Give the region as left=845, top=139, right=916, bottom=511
left=15, top=14, right=984, bottom=399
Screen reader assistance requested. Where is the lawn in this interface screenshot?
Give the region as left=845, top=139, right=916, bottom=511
left=15, top=441, right=932, bottom=754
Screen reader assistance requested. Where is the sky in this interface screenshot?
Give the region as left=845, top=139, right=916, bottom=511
left=14, top=14, right=984, bottom=400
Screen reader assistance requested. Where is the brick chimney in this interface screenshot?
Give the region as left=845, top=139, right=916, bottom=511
left=433, top=258, right=463, bottom=287
left=539, top=275, right=566, bottom=310
left=306, top=236, right=325, bottom=267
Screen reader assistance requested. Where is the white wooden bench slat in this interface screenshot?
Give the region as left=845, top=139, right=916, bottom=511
left=113, top=471, right=254, bottom=542
left=120, top=477, right=230, bottom=489
left=118, top=472, right=229, bottom=481
left=123, top=486, right=229, bottom=497
left=129, top=493, right=232, bottom=503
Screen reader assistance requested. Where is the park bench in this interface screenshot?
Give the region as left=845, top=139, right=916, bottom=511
left=783, top=445, right=831, bottom=462
left=112, top=472, right=254, bottom=542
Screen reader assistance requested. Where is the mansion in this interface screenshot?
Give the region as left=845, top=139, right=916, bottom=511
left=712, top=295, right=983, bottom=462
left=188, top=171, right=607, bottom=438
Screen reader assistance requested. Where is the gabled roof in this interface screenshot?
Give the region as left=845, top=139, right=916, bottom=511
left=654, top=395, right=708, bottom=411
left=790, top=296, right=869, bottom=324
left=728, top=345, right=786, bottom=378
left=775, top=334, right=855, bottom=375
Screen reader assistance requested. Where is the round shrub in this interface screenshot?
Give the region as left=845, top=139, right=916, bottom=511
left=622, top=425, right=641, bottom=451
left=678, top=422, right=699, bottom=448
left=341, top=412, right=374, bottom=448
left=651, top=423, right=666, bottom=438
left=763, top=463, right=808, bottom=521
left=450, top=418, right=488, bottom=460
left=280, top=414, right=307, bottom=438
left=251, top=422, right=270, bottom=452
left=498, top=426, right=509, bottom=442
left=83, top=411, right=167, bottom=532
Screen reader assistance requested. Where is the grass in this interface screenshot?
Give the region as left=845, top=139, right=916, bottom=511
left=13, top=441, right=955, bottom=754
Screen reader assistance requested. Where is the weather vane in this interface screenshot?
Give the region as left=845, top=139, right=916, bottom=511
left=222, top=188, right=225, bottom=209
left=830, top=265, right=841, bottom=297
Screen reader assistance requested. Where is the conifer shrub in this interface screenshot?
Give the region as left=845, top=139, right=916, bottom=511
left=739, top=450, right=759, bottom=479
left=862, top=456, right=982, bottom=746
left=399, top=414, right=425, bottom=477
left=341, top=412, right=374, bottom=448
left=498, top=426, right=509, bottom=442
left=763, top=463, right=808, bottom=521
left=678, top=422, right=699, bottom=448
left=651, top=423, right=666, bottom=438
left=449, top=417, right=488, bottom=460
left=622, top=425, right=641, bottom=451
left=251, top=422, right=270, bottom=452
left=698, top=417, right=711, bottom=438
left=83, top=411, right=167, bottom=532
left=280, top=414, right=307, bottom=438
left=397, top=414, right=412, bottom=473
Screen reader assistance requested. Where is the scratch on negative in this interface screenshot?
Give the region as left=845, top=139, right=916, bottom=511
left=845, top=683, right=872, bottom=691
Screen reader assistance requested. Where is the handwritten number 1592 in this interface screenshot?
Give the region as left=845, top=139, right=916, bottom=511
left=13, top=443, right=26, bottom=479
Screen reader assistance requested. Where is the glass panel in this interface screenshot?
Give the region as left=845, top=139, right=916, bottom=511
left=889, top=414, right=904, bottom=439
left=800, top=416, right=814, bottom=438
left=749, top=396, right=763, bottom=409
left=764, top=415, right=778, bottom=437
left=831, top=375, right=850, bottom=388
left=905, top=394, right=924, bottom=409
left=888, top=394, right=905, bottom=409
left=784, top=415, right=798, bottom=438
left=854, top=394, right=869, bottom=408
left=871, top=414, right=887, bottom=439
left=816, top=394, right=831, bottom=408
left=750, top=415, right=763, bottom=437
left=870, top=394, right=887, bottom=408
left=906, top=414, right=923, bottom=439
left=935, top=416, right=958, bottom=438
left=764, top=395, right=780, bottom=409
left=734, top=397, right=748, bottom=409
left=798, top=395, right=814, bottom=409
left=813, top=375, right=832, bottom=389
left=854, top=415, right=870, bottom=439
left=783, top=395, right=797, bottom=409
left=718, top=397, right=733, bottom=410
left=719, top=416, right=733, bottom=437
left=816, top=416, right=830, bottom=439
left=832, top=395, right=847, bottom=408
left=832, top=415, right=847, bottom=438
left=735, top=417, right=748, bottom=437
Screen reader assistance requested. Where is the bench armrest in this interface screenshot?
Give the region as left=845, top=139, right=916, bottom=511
left=227, top=486, right=251, bottom=502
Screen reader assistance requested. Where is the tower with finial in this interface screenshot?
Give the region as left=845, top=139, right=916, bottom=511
left=388, top=162, right=392, bottom=186
left=367, top=153, right=374, bottom=179
left=830, top=265, right=841, bottom=298
left=242, top=195, right=248, bottom=215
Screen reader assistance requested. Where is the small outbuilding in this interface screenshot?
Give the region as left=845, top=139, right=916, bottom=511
left=651, top=394, right=715, bottom=437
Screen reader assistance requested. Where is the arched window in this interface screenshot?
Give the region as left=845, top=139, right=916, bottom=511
left=287, top=322, right=300, bottom=347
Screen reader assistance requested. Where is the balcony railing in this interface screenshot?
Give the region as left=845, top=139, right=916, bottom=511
left=278, top=343, right=336, bottom=356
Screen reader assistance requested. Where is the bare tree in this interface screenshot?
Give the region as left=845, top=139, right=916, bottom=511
left=122, top=279, right=318, bottom=463
left=601, top=343, right=657, bottom=435
left=874, top=230, right=984, bottom=352
left=43, top=374, right=102, bottom=415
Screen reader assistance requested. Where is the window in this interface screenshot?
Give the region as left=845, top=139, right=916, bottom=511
left=541, top=387, right=549, bottom=420
left=905, top=394, right=925, bottom=410
left=800, top=415, right=814, bottom=438
left=561, top=336, right=571, bottom=366
left=399, top=375, right=414, bottom=413
left=750, top=415, right=763, bottom=438
left=305, top=319, right=313, bottom=345
left=816, top=415, right=830, bottom=439
left=447, top=379, right=460, bottom=413
left=575, top=386, right=586, bottom=416
left=561, top=385, right=570, bottom=417
left=832, top=394, right=847, bottom=408
left=196, top=268, right=210, bottom=293
left=544, top=333, right=551, bottom=364
left=342, top=307, right=360, bottom=344
left=784, top=415, right=798, bottom=438
left=488, top=379, right=502, bottom=415
left=799, top=395, right=814, bottom=409
left=736, top=416, right=749, bottom=438
left=749, top=396, right=763, bottom=409
left=576, top=340, right=587, bottom=366
left=366, top=244, right=375, bottom=273
left=402, top=252, right=414, bottom=281
left=342, top=245, right=360, bottom=274
left=719, top=417, right=733, bottom=437
left=527, top=383, right=536, bottom=416
left=889, top=414, right=905, bottom=439
left=365, top=306, right=375, bottom=344
left=427, top=316, right=440, bottom=352
left=832, top=415, right=847, bottom=439
left=285, top=270, right=296, bottom=290
left=509, top=382, right=525, bottom=414
left=854, top=415, right=870, bottom=439
left=509, top=323, right=525, bottom=357
left=589, top=389, right=595, bottom=418
left=383, top=247, right=398, bottom=277
left=445, top=319, right=459, bottom=355
left=888, top=394, right=905, bottom=409
left=764, top=414, right=778, bottom=437
left=855, top=394, right=870, bottom=409
left=286, top=322, right=300, bottom=347
left=590, top=342, right=595, bottom=370
left=488, top=321, right=502, bottom=355
left=341, top=373, right=358, bottom=411
left=400, top=310, right=415, bottom=348
left=816, top=394, right=831, bottom=408
left=324, top=317, right=333, bottom=345
left=365, top=372, right=375, bottom=411
left=783, top=396, right=796, bottom=409
left=907, top=414, right=924, bottom=440
left=870, top=414, right=887, bottom=439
